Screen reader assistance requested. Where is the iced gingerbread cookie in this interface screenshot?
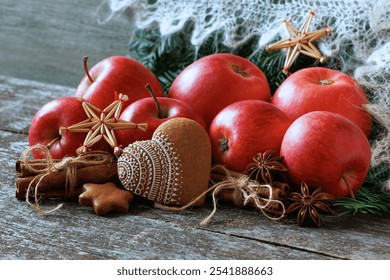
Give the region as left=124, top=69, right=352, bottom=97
left=117, top=118, right=211, bottom=206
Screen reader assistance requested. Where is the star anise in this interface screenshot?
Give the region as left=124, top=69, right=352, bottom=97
left=245, top=150, right=288, bottom=184
left=285, top=182, right=335, bottom=227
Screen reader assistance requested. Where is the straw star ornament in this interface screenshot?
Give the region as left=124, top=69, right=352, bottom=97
left=59, top=93, right=147, bottom=156
left=266, top=10, right=332, bottom=74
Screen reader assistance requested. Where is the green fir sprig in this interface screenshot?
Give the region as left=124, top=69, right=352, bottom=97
left=335, top=163, right=390, bottom=216
left=129, top=22, right=292, bottom=94
left=129, top=22, right=340, bottom=94
left=334, top=186, right=390, bottom=216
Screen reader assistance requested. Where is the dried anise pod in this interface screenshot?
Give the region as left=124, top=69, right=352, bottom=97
left=245, top=150, right=288, bottom=184
left=285, top=182, right=335, bottom=227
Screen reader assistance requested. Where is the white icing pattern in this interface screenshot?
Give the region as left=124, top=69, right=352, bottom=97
left=117, top=131, right=184, bottom=205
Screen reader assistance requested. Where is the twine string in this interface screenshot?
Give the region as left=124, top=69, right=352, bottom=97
left=155, top=165, right=286, bottom=225
left=21, top=144, right=114, bottom=215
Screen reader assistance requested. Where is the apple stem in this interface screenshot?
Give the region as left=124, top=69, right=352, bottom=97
left=46, top=136, right=61, bottom=149
left=83, top=56, right=94, bottom=83
left=341, top=175, right=356, bottom=199
left=145, top=84, right=163, bottom=119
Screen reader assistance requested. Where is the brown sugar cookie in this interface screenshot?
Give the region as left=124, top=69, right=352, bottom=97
left=117, top=117, right=212, bottom=206
left=79, top=182, right=134, bottom=215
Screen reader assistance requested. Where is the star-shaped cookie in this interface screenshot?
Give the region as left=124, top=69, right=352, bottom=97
left=79, top=182, right=134, bottom=215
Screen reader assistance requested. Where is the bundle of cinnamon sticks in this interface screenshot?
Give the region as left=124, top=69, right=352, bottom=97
left=15, top=157, right=118, bottom=199
left=210, top=165, right=289, bottom=217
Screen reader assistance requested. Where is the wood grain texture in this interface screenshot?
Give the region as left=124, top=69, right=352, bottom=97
left=0, top=0, right=135, bottom=87
left=0, top=75, right=73, bottom=133
left=1, top=75, right=390, bottom=260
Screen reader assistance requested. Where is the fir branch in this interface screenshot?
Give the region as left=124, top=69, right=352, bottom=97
left=128, top=22, right=313, bottom=94
left=129, top=22, right=339, bottom=95
left=334, top=186, right=390, bottom=216
left=334, top=163, right=390, bottom=216
left=131, top=24, right=199, bottom=94
left=250, top=49, right=287, bottom=93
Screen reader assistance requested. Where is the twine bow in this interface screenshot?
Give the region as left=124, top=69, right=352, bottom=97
left=155, top=165, right=286, bottom=226
left=20, top=144, right=114, bottom=214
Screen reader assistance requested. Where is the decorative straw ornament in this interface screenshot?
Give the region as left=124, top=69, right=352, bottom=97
left=59, top=93, right=147, bottom=156
left=117, top=118, right=212, bottom=206
left=266, top=10, right=332, bottom=74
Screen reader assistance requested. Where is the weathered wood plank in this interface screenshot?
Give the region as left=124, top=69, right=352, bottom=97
left=0, top=75, right=73, bottom=133
left=129, top=196, right=390, bottom=260
left=0, top=0, right=135, bottom=87
left=1, top=75, right=390, bottom=260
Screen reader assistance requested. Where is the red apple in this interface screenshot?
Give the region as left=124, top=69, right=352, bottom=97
left=28, top=97, right=109, bottom=159
left=168, top=53, right=271, bottom=127
left=271, top=67, right=372, bottom=137
left=280, top=111, right=371, bottom=198
left=74, top=56, right=164, bottom=109
left=209, top=100, right=292, bottom=172
left=116, top=86, right=206, bottom=147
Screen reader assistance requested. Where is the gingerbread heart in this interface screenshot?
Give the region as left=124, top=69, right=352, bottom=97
left=117, top=118, right=211, bottom=206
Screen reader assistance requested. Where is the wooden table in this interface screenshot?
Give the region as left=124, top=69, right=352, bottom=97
left=1, top=74, right=389, bottom=260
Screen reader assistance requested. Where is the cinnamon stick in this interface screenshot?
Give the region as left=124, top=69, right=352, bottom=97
left=214, top=186, right=286, bottom=204
left=210, top=168, right=290, bottom=202
left=16, top=158, right=61, bottom=177
left=15, top=161, right=118, bottom=199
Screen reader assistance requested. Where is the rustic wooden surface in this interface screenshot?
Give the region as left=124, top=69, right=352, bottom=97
left=0, top=75, right=390, bottom=260
left=0, top=0, right=135, bottom=88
